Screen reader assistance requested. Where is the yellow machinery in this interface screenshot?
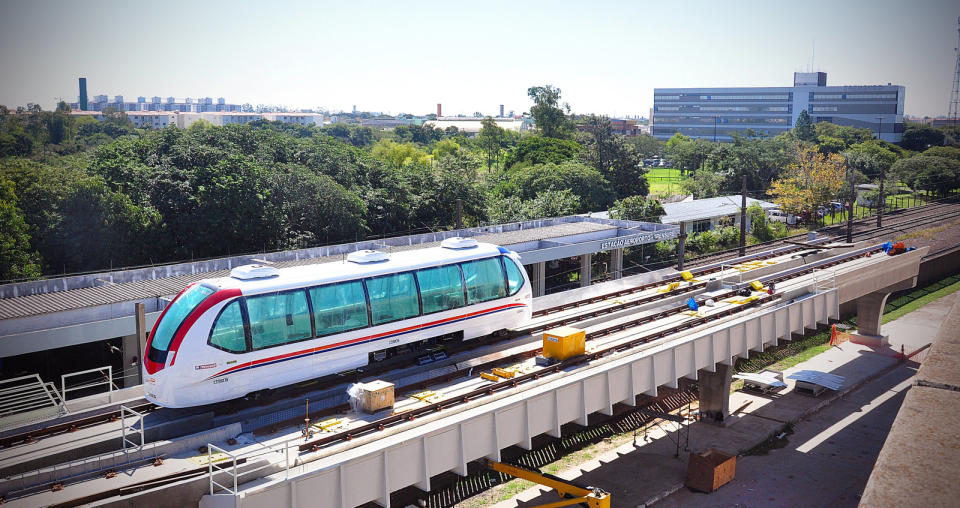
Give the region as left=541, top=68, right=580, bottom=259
left=484, top=459, right=611, bottom=508
left=542, top=326, right=586, bottom=361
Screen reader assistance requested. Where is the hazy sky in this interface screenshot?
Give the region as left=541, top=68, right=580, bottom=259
left=1, top=0, right=957, bottom=117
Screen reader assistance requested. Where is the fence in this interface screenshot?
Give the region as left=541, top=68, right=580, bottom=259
left=61, top=366, right=113, bottom=402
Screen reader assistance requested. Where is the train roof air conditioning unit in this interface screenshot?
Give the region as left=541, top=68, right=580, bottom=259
left=231, top=264, right=280, bottom=280
left=347, top=250, right=390, bottom=264
left=441, top=237, right=479, bottom=249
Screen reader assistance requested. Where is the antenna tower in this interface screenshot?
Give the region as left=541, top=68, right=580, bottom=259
left=950, top=16, right=960, bottom=125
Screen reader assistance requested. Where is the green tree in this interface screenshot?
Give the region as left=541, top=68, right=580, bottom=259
left=794, top=109, right=815, bottom=142
left=577, top=115, right=647, bottom=199
left=487, top=190, right=582, bottom=223
left=747, top=203, right=773, bottom=242
left=922, top=145, right=960, bottom=162
left=680, top=167, right=724, bottom=198
left=431, top=139, right=461, bottom=159
left=370, top=139, right=430, bottom=169
left=521, top=189, right=581, bottom=219
left=892, top=156, right=960, bottom=196
left=400, top=153, right=486, bottom=228
left=477, top=117, right=507, bottom=170
left=502, top=136, right=581, bottom=168
left=527, top=85, right=571, bottom=138
left=507, top=161, right=615, bottom=213
left=609, top=195, right=664, bottom=222
left=629, top=134, right=663, bottom=158
left=0, top=176, right=41, bottom=280
left=900, top=124, right=946, bottom=151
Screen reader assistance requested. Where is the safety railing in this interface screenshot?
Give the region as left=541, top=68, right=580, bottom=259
left=208, top=443, right=239, bottom=496
left=206, top=437, right=302, bottom=497
left=61, top=366, right=113, bottom=402
left=719, top=263, right=744, bottom=286
left=812, top=269, right=838, bottom=292
left=121, top=404, right=145, bottom=452
left=0, top=374, right=66, bottom=431
left=3, top=443, right=161, bottom=501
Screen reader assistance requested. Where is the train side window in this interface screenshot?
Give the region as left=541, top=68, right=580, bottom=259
left=208, top=300, right=247, bottom=353
left=416, top=264, right=465, bottom=314
left=502, top=256, right=525, bottom=296
left=247, top=290, right=312, bottom=350
left=367, top=272, right=420, bottom=325
left=461, top=258, right=507, bottom=304
left=309, top=280, right=369, bottom=336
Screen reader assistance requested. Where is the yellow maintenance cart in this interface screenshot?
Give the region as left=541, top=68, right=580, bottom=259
left=484, top=459, right=610, bottom=508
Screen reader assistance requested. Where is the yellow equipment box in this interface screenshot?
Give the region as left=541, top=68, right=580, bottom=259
left=543, top=326, right=586, bottom=361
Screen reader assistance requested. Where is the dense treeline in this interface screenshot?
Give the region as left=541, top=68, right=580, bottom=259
left=0, top=92, right=653, bottom=279
left=3, top=93, right=960, bottom=281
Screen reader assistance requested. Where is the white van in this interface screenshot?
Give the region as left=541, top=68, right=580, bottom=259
left=767, top=209, right=796, bottom=225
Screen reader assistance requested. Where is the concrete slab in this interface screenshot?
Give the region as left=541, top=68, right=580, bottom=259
left=859, top=385, right=960, bottom=508
left=914, top=295, right=960, bottom=390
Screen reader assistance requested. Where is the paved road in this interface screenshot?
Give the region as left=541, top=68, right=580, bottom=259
left=656, top=364, right=916, bottom=508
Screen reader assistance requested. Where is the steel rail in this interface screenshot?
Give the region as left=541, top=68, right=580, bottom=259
left=297, top=244, right=885, bottom=452
left=0, top=402, right=157, bottom=449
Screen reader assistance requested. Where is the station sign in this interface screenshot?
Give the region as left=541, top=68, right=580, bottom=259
left=600, top=229, right=679, bottom=250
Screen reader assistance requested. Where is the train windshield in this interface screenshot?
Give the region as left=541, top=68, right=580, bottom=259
left=148, top=284, right=216, bottom=363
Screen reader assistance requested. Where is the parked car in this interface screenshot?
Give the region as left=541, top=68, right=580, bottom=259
left=767, top=209, right=797, bottom=225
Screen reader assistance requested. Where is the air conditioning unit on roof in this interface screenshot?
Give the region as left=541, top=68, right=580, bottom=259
left=441, top=237, right=479, bottom=249
left=347, top=250, right=390, bottom=263
left=231, top=264, right=280, bottom=280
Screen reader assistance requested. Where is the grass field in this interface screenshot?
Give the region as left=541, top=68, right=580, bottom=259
left=644, top=167, right=685, bottom=197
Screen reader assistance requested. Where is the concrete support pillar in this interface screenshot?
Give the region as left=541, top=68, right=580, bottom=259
left=609, top=248, right=623, bottom=280
left=528, top=262, right=546, bottom=297
left=120, top=334, right=140, bottom=388
left=698, top=363, right=734, bottom=423
left=856, top=291, right=891, bottom=337
left=579, top=254, right=592, bottom=288
left=855, top=278, right=916, bottom=339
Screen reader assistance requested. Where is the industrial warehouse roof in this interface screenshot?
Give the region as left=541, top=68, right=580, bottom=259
left=0, top=216, right=676, bottom=322
left=660, top=195, right=778, bottom=224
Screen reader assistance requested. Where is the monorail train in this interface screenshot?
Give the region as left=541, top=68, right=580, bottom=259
left=143, top=238, right=532, bottom=408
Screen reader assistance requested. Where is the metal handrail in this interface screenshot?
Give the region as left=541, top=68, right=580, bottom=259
left=121, top=404, right=145, bottom=452
left=61, top=366, right=113, bottom=402
left=208, top=443, right=239, bottom=496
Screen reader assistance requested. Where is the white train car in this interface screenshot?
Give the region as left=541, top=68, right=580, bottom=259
left=143, top=239, right=532, bottom=408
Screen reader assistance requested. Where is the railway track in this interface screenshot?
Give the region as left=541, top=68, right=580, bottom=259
left=295, top=243, right=883, bottom=453
left=0, top=240, right=901, bottom=506
left=5, top=202, right=951, bottom=504
left=685, top=201, right=960, bottom=268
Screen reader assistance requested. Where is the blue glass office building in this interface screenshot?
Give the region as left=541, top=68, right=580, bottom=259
left=652, top=72, right=904, bottom=143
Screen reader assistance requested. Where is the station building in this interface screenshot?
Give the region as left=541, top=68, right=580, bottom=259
left=652, top=72, right=905, bottom=143
left=0, top=216, right=677, bottom=391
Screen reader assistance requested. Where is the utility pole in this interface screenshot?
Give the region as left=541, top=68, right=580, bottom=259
left=847, top=166, right=855, bottom=243
left=456, top=199, right=463, bottom=230
left=676, top=221, right=687, bottom=271
left=876, top=116, right=885, bottom=228
left=739, top=175, right=747, bottom=256
left=877, top=167, right=885, bottom=228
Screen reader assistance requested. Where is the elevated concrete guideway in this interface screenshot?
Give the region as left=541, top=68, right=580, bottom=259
left=0, top=216, right=677, bottom=361
left=0, top=243, right=929, bottom=507
left=181, top=245, right=923, bottom=508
